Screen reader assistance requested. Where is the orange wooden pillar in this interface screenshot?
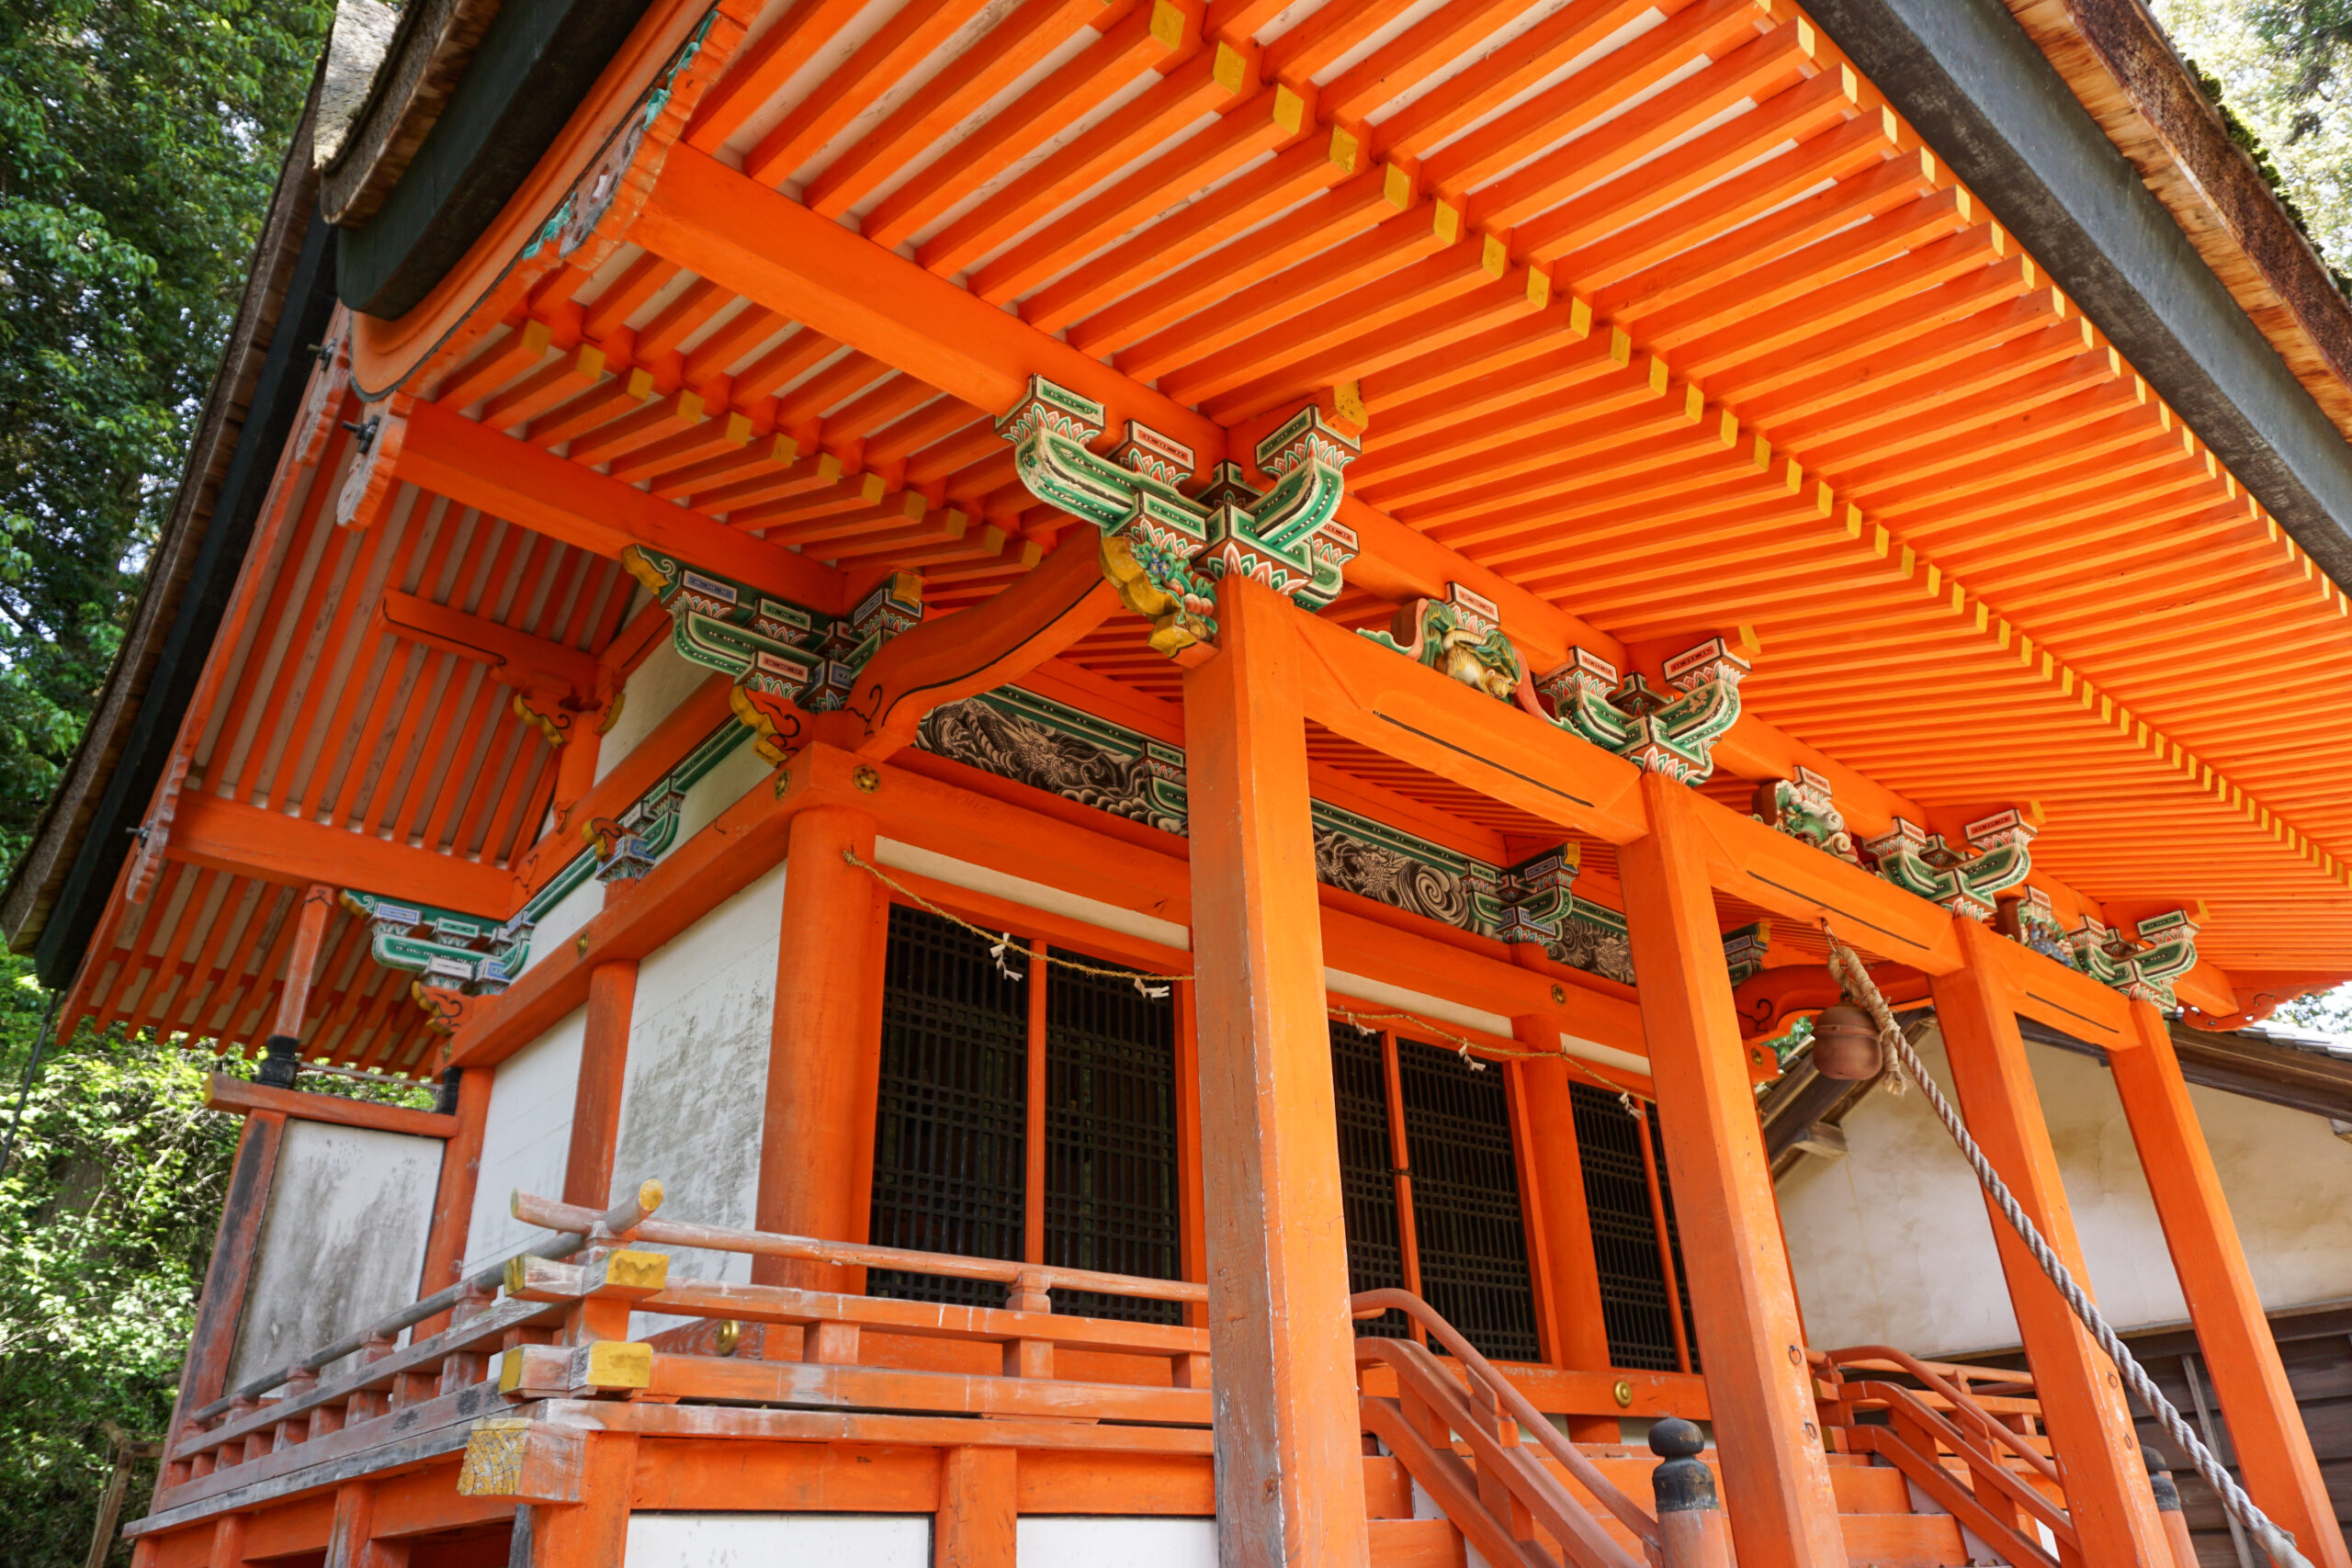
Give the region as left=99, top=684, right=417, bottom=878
left=513, top=1431, right=637, bottom=1566
left=1928, top=918, right=2170, bottom=1568
left=413, top=1064, right=493, bottom=1338
left=1617, top=773, right=1845, bottom=1568
left=1512, top=1021, right=1613, bottom=1379
left=257, top=883, right=335, bottom=1086
left=2110, top=998, right=2349, bottom=1568
left=937, top=1446, right=1018, bottom=1567
left=755, top=803, right=887, bottom=1292
left=564, top=960, right=638, bottom=1207
left=1183, top=576, right=1371, bottom=1568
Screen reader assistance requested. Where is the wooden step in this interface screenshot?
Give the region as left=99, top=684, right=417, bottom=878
left=1839, top=1512, right=1970, bottom=1568
left=1371, top=1517, right=1465, bottom=1568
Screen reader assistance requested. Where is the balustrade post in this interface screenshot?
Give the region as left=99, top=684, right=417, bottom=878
left=1618, top=773, right=1845, bottom=1568
left=1183, top=576, right=1371, bottom=1568
left=1928, top=918, right=2171, bottom=1568
left=2109, top=1000, right=2349, bottom=1568
left=2143, top=1446, right=2204, bottom=1568
left=1650, top=1418, right=1733, bottom=1568
left=206, top=1511, right=248, bottom=1568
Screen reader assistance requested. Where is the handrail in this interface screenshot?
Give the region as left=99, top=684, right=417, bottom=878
left=512, top=1188, right=1208, bottom=1304
left=1822, top=1342, right=2059, bottom=1487
left=1351, top=1288, right=1661, bottom=1551
left=184, top=1179, right=665, bottom=1425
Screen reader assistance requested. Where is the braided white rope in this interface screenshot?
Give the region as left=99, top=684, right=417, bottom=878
left=1821, top=926, right=2310, bottom=1568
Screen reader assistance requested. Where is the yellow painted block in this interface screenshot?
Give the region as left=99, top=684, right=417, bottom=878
left=582, top=1341, right=655, bottom=1391
left=1480, top=231, right=1509, bottom=277
left=1681, top=385, right=1704, bottom=424
left=1149, top=0, right=1186, bottom=50
left=675, top=389, right=707, bottom=424
left=1334, top=379, right=1367, bottom=427
left=626, top=367, right=656, bottom=400
left=1750, top=434, right=1772, bottom=471
left=1781, top=458, right=1804, bottom=495
left=769, top=433, right=798, bottom=464
left=1609, top=328, right=1633, bottom=367
left=1923, top=564, right=1941, bottom=598
left=1898, top=543, right=1916, bottom=581
left=1214, top=39, right=1249, bottom=93
left=1383, top=161, right=1414, bottom=211
left=860, top=472, right=887, bottom=504
left=1794, top=18, right=1816, bottom=55
left=1526, top=265, right=1551, bottom=308
left=1647, top=356, right=1670, bottom=396
left=1843, top=503, right=1863, bottom=539
left=817, top=452, right=843, bottom=483
left=1433, top=200, right=1463, bottom=245
left=1813, top=482, right=1834, bottom=517
left=1871, top=524, right=1891, bottom=558
left=605, top=1249, right=670, bottom=1292
left=1329, top=123, right=1360, bottom=174
left=721, top=412, right=752, bottom=446
left=1566, top=296, right=1593, bottom=337
left=499, top=1347, right=527, bottom=1394
left=1273, top=85, right=1306, bottom=135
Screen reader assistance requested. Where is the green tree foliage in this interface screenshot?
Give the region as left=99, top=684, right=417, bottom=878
left=0, top=0, right=333, bottom=863
left=2156, top=0, right=2352, bottom=279
left=0, top=1, right=333, bottom=1560
left=0, top=963, right=240, bottom=1567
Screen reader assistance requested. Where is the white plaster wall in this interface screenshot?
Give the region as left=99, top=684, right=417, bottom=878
left=225, top=1121, right=440, bottom=1391
left=673, top=730, right=769, bottom=843
left=625, top=1513, right=929, bottom=1566
left=1020, top=1517, right=1217, bottom=1568
left=460, top=1008, right=586, bottom=1277
left=518, top=873, right=604, bottom=979
left=1778, top=1028, right=2352, bottom=1357
left=609, top=863, right=786, bottom=1298
left=596, top=636, right=705, bottom=784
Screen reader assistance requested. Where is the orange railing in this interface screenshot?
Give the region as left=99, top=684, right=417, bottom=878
left=162, top=1179, right=1215, bottom=1495
left=1352, top=1288, right=1675, bottom=1568
left=1818, top=1344, right=2078, bottom=1568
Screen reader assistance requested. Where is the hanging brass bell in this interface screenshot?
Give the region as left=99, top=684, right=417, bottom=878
left=1810, top=1003, right=1883, bottom=1080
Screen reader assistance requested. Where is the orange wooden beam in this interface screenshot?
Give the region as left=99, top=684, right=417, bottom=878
left=164, top=794, right=510, bottom=915
left=202, top=1075, right=456, bottom=1138
left=394, top=398, right=846, bottom=615
left=638, top=147, right=1227, bottom=462
left=848, top=532, right=1121, bottom=760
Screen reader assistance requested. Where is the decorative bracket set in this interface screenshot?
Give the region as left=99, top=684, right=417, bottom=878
left=1996, top=887, right=2201, bottom=1008
left=1360, top=582, right=1753, bottom=785
left=997, top=375, right=1362, bottom=656
left=620, top=545, right=924, bottom=764
left=1747, top=769, right=2203, bottom=1008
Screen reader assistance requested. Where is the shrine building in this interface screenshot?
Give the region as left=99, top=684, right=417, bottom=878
left=13, top=0, right=2352, bottom=1563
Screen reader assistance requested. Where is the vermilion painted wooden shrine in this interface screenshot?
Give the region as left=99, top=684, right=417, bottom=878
left=18, top=0, right=2352, bottom=1562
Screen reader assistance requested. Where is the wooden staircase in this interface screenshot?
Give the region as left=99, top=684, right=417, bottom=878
left=1355, top=1292, right=2081, bottom=1568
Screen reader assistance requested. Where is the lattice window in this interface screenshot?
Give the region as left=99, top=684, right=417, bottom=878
left=1396, top=1038, right=1542, bottom=1365
left=1329, top=1021, right=1409, bottom=1337
left=1044, top=951, right=1183, bottom=1325
left=867, top=905, right=1029, bottom=1307
left=1571, top=1082, right=1700, bottom=1372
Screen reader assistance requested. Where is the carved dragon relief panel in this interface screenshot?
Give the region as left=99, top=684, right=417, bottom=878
left=916, top=687, right=1639, bottom=986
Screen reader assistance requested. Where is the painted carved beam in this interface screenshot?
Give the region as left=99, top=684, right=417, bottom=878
left=843, top=531, right=1122, bottom=761
left=377, top=591, right=602, bottom=745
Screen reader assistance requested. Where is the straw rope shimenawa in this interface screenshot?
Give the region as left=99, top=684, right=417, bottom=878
left=1820, top=919, right=2312, bottom=1568
left=841, top=847, right=1651, bottom=1105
